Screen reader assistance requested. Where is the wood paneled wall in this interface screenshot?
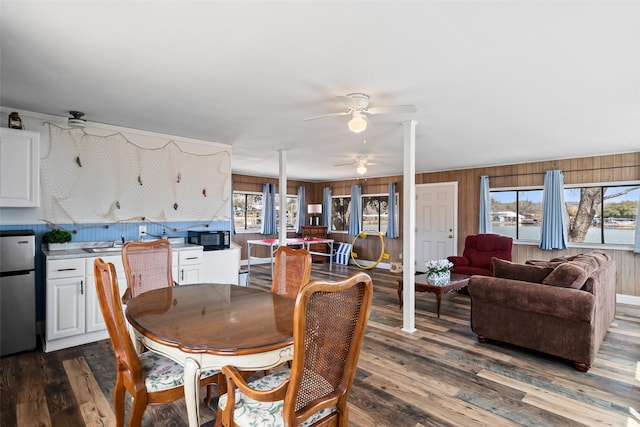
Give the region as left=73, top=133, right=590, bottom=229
left=232, top=153, right=640, bottom=296
left=414, top=153, right=640, bottom=297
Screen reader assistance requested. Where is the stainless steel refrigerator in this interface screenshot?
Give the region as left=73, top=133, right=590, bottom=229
left=0, top=230, right=36, bottom=356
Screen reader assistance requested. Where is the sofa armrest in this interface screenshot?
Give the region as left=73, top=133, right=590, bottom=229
left=468, top=276, right=595, bottom=323
left=447, top=255, right=468, bottom=267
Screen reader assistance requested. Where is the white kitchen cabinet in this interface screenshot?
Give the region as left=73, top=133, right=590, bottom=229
left=201, top=246, right=241, bottom=285
left=45, top=255, right=126, bottom=352
left=0, top=128, right=40, bottom=207
left=175, top=249, right=203, bottom=285
left=85, top=255, right=125, bottom=333
left=45, top=258, right=86, bottom=344
left=44, top=246, right=202, bottom=352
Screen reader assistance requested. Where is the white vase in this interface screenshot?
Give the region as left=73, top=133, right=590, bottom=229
left=426, top=271, right=450, bottom=286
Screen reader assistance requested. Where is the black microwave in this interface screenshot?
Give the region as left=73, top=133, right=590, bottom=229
left=188, top=230, right=230, bottom=251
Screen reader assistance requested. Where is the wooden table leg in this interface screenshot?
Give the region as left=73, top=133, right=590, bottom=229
left=397, top=279, right=403, bottom=308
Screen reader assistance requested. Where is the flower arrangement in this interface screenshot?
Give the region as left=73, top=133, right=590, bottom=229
left=425, top=259, right=453, bottom=276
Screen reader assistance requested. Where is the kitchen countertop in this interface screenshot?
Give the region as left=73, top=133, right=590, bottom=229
left=43, top=239, right=203, bottom=260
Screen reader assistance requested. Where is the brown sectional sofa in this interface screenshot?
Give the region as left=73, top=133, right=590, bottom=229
left=467, top=251, right=617, bottom=372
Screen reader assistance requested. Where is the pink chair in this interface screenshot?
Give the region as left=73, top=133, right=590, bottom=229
left=448, top=233, right=513, bottom=276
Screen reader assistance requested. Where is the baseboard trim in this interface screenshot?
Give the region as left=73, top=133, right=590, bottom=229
left=616, top=294, right=640, bottom=306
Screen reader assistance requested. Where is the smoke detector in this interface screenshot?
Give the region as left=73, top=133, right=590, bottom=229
left=68, top=111, right=86, bottom=129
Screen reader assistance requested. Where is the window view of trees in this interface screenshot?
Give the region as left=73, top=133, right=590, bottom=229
left=233, top=192, right=298, bottom=232
left=331, top=197, right=350, bottom=231
left=233, top=192, right=262, bottom=231
left=362, top=195, right=389, bottom=233
left=491, top=184, right=639, bottom=245
left=331, top=194, right=397, bottom=233
left=565, top=185, right=639, bottom=245
left=280, top=196, right=298, bottom=229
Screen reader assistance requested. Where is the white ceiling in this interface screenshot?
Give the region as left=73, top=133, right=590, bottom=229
left=2, top=1, right=639, bottom=181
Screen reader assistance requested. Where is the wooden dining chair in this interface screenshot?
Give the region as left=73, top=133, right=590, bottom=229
left=121, top=239, right=177, bottom=304
left=216, top=271, right=373, bottom=427
left=271, top=246, right=312, bottom=299
left=93, top=258, right=220, bottom=427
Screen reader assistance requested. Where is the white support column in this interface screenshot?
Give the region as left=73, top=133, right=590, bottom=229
left=402, top=120, right=417, bottom=333
left=278, top=150, right=288, bottom=246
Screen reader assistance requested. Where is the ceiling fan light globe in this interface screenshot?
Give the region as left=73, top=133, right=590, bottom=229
left=348, top=115, right=367, bottom=133
left=356, top=164, right=367, bottom=175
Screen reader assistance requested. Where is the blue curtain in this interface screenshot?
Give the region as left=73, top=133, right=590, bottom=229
left=348, top=185, right=362, bottom=236
left=296, top=186, right=306, bottom=234
left=230, top=180, right=236, bottom=234
left=260, top=183, right=277, bottom=235
left=540, top=170, right=567, bottom=250
left=479, top=175, right=491, bottom=233
left=322, top=187, right=332, bottom=234
left=634, top=189, right=640, bottom=253
left=386, top=182, right=398, bottom=238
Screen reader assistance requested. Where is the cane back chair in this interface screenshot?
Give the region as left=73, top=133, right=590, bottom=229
left=217, top=271, right=373, bottom=427
left=271, top=246, right=312, bottom=299
left=93, top=258, right=219, bottom=427
left=121, top=239, right=177, bottom=304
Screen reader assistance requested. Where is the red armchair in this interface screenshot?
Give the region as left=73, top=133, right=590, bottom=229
left=448, top=233, right=513, bottom=276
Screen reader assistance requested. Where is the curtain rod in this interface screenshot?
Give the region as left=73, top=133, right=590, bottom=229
left=232, top=180, right=395, bottom=188
left=488, top=164, right=639, bottom=179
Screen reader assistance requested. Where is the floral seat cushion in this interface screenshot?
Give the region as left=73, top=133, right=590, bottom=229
left=218, top=369, right=336, bottom=427
left=139, top=351, right=218, bottom=392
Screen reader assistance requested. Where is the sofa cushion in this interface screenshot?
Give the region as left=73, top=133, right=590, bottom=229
left=542, top=262, right=589, bottom=289
left=493, top=258, right=554, bottom=283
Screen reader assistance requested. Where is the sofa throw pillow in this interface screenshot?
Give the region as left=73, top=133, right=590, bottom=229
left=586, top=251, right=610, bottom=266
left=525, top=259, right=567, bottom=269
left=542, top=262, right=589, bottom=289
left=492, top=258, right=554, bottom=283
left=571, top=254, right=599, bottom=273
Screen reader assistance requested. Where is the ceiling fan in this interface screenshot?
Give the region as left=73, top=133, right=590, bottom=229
left=304, top=93, right=417, bottom=133
left=333, top=155, right=376, bottom=175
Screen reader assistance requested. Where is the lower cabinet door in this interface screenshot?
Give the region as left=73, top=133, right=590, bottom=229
left=46, top=278, right=85, bottom=340
left=179, top=264, right=201, bottom=285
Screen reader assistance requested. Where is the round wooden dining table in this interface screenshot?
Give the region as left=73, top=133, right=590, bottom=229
left=125, top=283, right=296, bottom=427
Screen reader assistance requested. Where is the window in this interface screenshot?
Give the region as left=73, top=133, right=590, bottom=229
left=331, top=196, right=350, bottom=231
left=565, top=184, right=639, bottom=245
left=278, top=195, right=298, bottom=229
left=490, top=189, right=543, bottom=240
left=233, top=192, right=298, bottom=232
left=362, top=195, right=390, bottom=233
left=491, top=183, right=639, bottom=246
left=331, top=193, right=397, bottom=233
left=233, top=192, right=262, bottom=232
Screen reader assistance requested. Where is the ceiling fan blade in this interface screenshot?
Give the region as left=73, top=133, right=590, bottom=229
left=336, top=95, right=361, bottom=110
left=367, top=105, right=417, bottom=114
left=332, top=161, right=357, bottom=167
left=303, top=111, right=350, bottom=121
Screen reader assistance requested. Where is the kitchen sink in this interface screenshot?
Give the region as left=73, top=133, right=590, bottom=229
left=84, top=247, right=123, bottom=253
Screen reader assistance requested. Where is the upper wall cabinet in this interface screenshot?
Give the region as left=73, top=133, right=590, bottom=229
left=0, top=128, right=40, bottom=207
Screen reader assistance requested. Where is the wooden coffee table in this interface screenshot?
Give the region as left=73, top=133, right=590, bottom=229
left=397, top=273, right=471, bottom=318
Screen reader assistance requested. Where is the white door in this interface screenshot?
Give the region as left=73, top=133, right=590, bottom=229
left=415, top=182, right=457, bottom=272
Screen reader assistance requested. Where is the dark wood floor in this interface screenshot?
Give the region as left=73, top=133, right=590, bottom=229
left=2, top=262, right=639, bottom=426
